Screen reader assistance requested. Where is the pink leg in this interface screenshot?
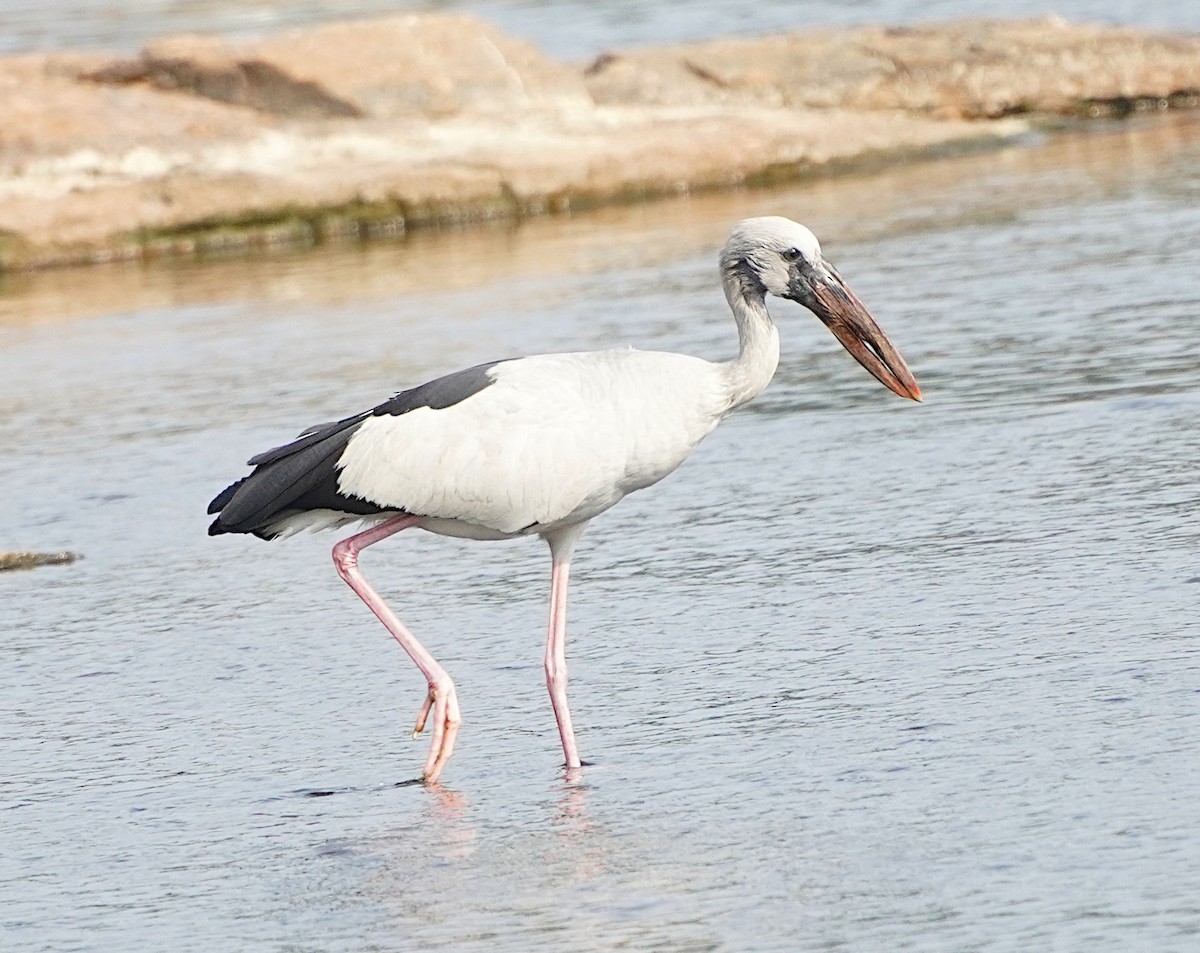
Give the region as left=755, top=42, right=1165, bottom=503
left=544, top=524, right=587, bottom=769
left=331, top=515, right=462, bottom=783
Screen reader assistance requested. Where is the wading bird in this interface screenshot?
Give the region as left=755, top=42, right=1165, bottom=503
left=208, top=216, right=921, bottom=782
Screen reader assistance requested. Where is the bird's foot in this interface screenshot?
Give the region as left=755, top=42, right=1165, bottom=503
left=411, top=680, right=461, bottom=783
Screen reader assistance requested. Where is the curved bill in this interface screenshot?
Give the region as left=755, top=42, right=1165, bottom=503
left=809, top=265, right=922, bottom=401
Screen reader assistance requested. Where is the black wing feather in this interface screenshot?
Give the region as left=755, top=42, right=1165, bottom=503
left=206, top=476, right=249, bottom=515
left=207, top=415, right=373, bottom=536
left=207, top=360, right=503, bottom=539
left=246, top=411, right=368, bottom=468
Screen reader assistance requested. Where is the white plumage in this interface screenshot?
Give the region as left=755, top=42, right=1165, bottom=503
left=336, top=350, right=729, bottom=538
left=208, top=216, right=922, bottom=783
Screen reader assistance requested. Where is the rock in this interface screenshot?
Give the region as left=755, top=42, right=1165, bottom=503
left=585, top=18, right=1200, bottom=119
left=0, top=52, right=264, bottom=166
left=0, top=550, right=80, bottom=571
left=103, top=14, right=592, bottom=120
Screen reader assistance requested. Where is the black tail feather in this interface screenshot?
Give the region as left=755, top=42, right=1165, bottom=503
left=207, top=415, right=373, bottom=537
left=207, top=477, right=248, bottom=515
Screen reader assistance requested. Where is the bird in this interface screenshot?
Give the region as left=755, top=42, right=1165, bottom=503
left=208, top=216, right=921, bottom=783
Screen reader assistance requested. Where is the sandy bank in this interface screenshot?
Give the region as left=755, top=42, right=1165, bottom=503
left=0, top=14, right=1197, bottom=270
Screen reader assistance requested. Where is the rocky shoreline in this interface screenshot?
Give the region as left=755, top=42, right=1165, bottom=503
left=1, top=13, right=1198, bottom=271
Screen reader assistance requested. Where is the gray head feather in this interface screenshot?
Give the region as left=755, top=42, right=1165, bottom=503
left=720, top=216, right=824, bottom=298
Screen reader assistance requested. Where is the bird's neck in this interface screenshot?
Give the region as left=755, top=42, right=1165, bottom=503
left=720, top=275, right=781, bottom=412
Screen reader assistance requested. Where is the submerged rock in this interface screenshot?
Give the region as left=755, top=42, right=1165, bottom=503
left=0, top=14, right=1197, bottom=270
left=0, top=551, right=80, bottom=571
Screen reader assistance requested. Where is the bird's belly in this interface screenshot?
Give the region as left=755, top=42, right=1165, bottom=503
left=417, top=477, right=626, bottom=541
left=417, top=517, right=527, bottom=541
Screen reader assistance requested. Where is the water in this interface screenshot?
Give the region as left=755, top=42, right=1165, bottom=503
left=3, top=115, right=1200, bottom=951
left=0, top=0, right=1198, bottom=60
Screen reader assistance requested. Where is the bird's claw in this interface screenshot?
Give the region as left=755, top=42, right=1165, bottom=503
left=412, top=681, right=461, bottom=783
left=412, top=687, right=434, bottom=738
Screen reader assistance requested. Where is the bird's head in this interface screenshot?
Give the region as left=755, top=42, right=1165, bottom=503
left=721, top=216, right=922, bottom=401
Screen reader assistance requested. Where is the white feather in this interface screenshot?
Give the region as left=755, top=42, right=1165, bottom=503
left=334, top=350, right=730, bottom=537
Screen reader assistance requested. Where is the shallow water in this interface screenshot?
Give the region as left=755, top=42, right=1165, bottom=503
left=1, top=0, right=1198, bottom=59
left=3, top=116, right=1200, bottom=951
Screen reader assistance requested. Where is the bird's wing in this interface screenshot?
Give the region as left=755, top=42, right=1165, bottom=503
left=207, top=361, right=501, bottom=536
left=336, top=351, right=724, bottom=534
left=210, top=352, right=722, bottom=539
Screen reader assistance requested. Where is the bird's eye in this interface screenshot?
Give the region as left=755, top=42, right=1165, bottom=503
left=781, top=247, right=803, bottom=263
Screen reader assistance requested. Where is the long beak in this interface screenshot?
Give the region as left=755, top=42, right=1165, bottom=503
left=807, top=264, right=922, bottom=401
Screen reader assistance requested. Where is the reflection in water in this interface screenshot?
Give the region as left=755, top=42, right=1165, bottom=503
left=552, top=766, right=595, bottom=840
left=423, top=783, right=478, bottom=862
left=364, top=770, right=636, bottom=951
